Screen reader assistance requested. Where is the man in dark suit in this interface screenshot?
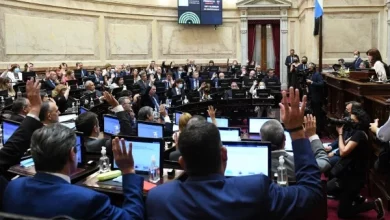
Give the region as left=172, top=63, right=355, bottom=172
left=0, top=80, right=43, bottom=175
left=306, top=62, right=324, bottom=134
left=75, top=62, right=87, bottom=77
left=262, top=69, right=280, bottom=85
left=243, top=70, right=256, bottom=87
left=83, top=80, right=102, bottom=98
left=167, top=79, right=185, bottom=99
left=44, top=70, right=57, bottom=91
left=76, top=92, right=133, bottom=154
left=297, top=56, right=309, bottom=72
left=10, top=97, right=30, bottom=123
left=118, top=96, right=137, bottom=131
left=285, top=49, right=299, bottom=87
left=353, top=50, right=363, bottom=70
left=141, top=84, right=159, bottom=110
left=3, top=124, right=144, bottom=219
left=137, top=71, right=150, bottom=95
left=146, top=88, right=322, bottom=219
left=188, top=71, right=202, bottom=90
left=225, top=81, right=240, bottom=99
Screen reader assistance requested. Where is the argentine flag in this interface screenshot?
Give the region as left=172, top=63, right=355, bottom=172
left=314, top=0, right=323, bottom=18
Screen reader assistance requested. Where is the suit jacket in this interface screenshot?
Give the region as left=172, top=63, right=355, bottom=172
left=3, top=172, right=144, bottom=219
left=262, top=75, right=280, bottom=85
left=308, top=72, right=324, bottom=102
left=297, top=63, right=309, bottom=71
left=167, top=87, right=185, bottom=99
left=140, top=86, right=159, bottom=109
left=354, top=57, right=363, bottom=69
left=83, top=90, right=103, bottom=98
left=188, top=78, right=202, bottom=90
left=285, top=55, right=295, bottom=67
left=44, top=79, right=56, bottom=90
left=137, top=80, right=150, bottom=95
left=0, top=116, right=43, bottom=175
left=9, top=114, right=25, bottom=123
left=272, top=139, right=330, bottom=182
left=146, top=139, right=322, bottom=219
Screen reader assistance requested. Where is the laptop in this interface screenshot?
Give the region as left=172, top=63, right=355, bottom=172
left=2, top=119, right=20, bottom=145
left=223, top=141, right=271, bottom=177
left=111, top=136, right=164, bottom=178
left=219, top=127, right=241, bottom=142
left=207, top=117, right=229, bottom=128
left=103, top=114, right=120, bottom=135
left=248, top=118, right=273, bottom=139
left=137, top=121, right=164, bottom=138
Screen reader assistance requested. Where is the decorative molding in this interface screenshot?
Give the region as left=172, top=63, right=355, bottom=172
left=247, top=9, right=280, bottom=15
left=237, top=0, right=292, bottom=8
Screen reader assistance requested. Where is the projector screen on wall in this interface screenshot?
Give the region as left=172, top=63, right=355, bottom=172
left=178, top=0, right=222, bottom=25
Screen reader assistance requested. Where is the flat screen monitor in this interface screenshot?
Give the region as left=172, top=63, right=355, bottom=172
left=2, top=120, right=20, bottom=144
left=207, top=117, right=228, bottom=127
left=249, top=118, right=273, bottom=134
left=79, top=106, right=88, bottom=115
left=223, top=141, right=271, bottom=177
left=75, top=131, right=85, bottom=166
left=103, top=114, right=120, bottom=135
left=137, top=121, right=164, bottom=138
left=178, top=0, right=222, bottom=25
left=219, top=127, right=240, bottom=142
left=111, top=136, right=164, bottom=176
left=175, top=112, right=182, bottom=125
left=284, top=131, right=292, bottom=151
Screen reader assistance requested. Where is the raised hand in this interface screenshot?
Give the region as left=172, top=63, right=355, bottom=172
left=103, top=91, right=119, bottom=108
left=303, top=114, right=316, bottom=137
left=112, top=138, right=135, bottom=175
left=207, top=105, right=216, bottom=119
left=279, top=87, right=306, bottom=140
left=370, top=118, right=379, bottom=134
left=26, top=78, right=42, bottom=118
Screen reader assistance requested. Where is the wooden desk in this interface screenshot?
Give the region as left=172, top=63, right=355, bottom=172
left=8, top=164, right=99, bottom=184
left=323, top=73, right=390, bottom=118
left=78, top=169, right=185, bottom=196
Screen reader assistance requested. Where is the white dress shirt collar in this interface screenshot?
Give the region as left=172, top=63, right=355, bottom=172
left=44, top=172, right=71, bottom=183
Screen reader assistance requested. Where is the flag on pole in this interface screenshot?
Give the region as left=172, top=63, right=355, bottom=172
left=314, top=0, right=323, bottom=18
left=313, top=0, right=323, bottom=36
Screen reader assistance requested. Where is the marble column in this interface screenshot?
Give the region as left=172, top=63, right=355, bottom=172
left=387, top=0, right=390, bottom=64
left=240, top=9, right=248, bottom=65
left=280, top=9, right=288, bottom=86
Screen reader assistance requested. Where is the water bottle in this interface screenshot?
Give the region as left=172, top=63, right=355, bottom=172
left=277, top=156, right=288, bottom=187
left=114, top=125, right=120, bottom=135
left=89, top=98, right=94, bottom=108
left=123, top=85, right=127, bottom=91
left=0, top=125, right=3, bottom=148
left=84, top=98, right=89, bottom=107
left=17, top=88, right=22, bottom=99
left=183, top=96, right=189, bottom=104
left=153, top=107, right=160, bottom=120
left=0, top=97, right=4, bottom=108
left=148, top=155, right=160, bottom=183
left=165, top=99, right=170, bottom=108
left=72, top=102, right=76, bottom=113
left=99, top=147, right=110, bottom=173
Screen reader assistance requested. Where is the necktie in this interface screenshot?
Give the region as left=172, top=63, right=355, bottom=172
left=152, top=97, right=159, bottom=109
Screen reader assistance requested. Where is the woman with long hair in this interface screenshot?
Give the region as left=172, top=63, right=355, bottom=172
left=62, top=70, right=75, bottom=84
left=0, top=77, right=16, bottom=97
left=51, top=84, right=70, bottom=113
left=366, top=48, right=388, bottom=82
left=328, top=108, right=384, bottom=219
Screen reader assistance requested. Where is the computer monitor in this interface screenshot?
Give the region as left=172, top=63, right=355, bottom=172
left=249, top=118, right=273, bottom=134
left=2, top=119, right=20, bottom=144
left=223, top=141, right=271, bottom=177
left=175, top=111, right=182, bottom=125
left=284, top=131, right=292, bottom=151
left=79, top=106, right=88, bottom=115
left=207, top=117, right=229, bottom=128
left=103, top=114, right=120, bottom=135
left=75, top=131, right=85, bottom=166
left=137, top=121, right=164, bottom=138
left=219, top=127, right=241, bottom=142
left=232, top=90, right=246, bottom=99
left=111, top=136, right=164, bottom=177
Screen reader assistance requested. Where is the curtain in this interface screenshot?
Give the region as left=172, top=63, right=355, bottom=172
left=271, top=23, right=280, bottom=77
left=252, top=25, right=262, bottom=65
left=247, top=24, right=256, bottom=64
left=266, top=24, right=275, bottom=69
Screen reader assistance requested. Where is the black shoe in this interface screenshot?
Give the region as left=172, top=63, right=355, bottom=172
left=374, top=198, right=385, bottom=220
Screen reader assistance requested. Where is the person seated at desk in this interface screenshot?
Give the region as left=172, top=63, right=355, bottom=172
left=189, top=71, right=202, bottom=91
left=211, top=72, right=224, bottom=88
left=44, top=70, right=58, bottom=91
left=225, top=81, right=240, bottom=99
left=359, top=60, right=369, bottom=69
left=137, top=71, right=150, bottom=95
left=243, top=70, right=256, bottom=87
left=199, top=82, right=212, bottom=101
left=140, top=78, right=160, bottom=110
left=75, top=62, right=88, bottom=78
left=353, top=50, right=363, bottom=70
left=1, top=64, right=22, bottom=85
left=367, top=48, right=388, bottom=82
left=0, top=77, right=16, bottom=97
left=109, top=76, right=124, bottom=90
left=132, top=68, right=141, bottom=82
left=88, top=67, right=104, bottom=85
left=146, top=88, right=323, bottom=219
left=137, top=106, right=172, bottom=137
left=170, top=112, right=192, bottom=161
left=10, top=98, right=31, bottom=123
left=51, top=84, right=70, bottom=114
left=2, top=125, right=144, bottom=219
left=40, top=91, right=49, bottom=102
left=61, top=70, right=75, bottom=84
left=174, top=66, right=185, bottom=80
left=118, top=96, right=136, bottom=130
left=262, top=69, right=280, bottom=85
left=162, top=72, right=175, bottom=91
left=260, top=116, right=330, bottom=182
left=338, top=58, right=346, bottom=69
left=84, top=80, right=103, bottom=98
left=39, top=99, right=61, bottom=126
left=76, top=92, right=133, bottom=154
left=167, top=79, right=185, bottom=99
left=155, top=66, right=164, bottom=82
left=255, top=65, right=266, bottom=79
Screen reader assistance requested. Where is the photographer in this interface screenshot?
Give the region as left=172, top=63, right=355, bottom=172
left=306, top=63, right=324, bottom=134
left=327, top=107, right=384, bottom=219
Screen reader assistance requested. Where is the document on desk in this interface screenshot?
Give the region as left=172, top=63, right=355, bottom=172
left=113, top=176, right=157, bottom=191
